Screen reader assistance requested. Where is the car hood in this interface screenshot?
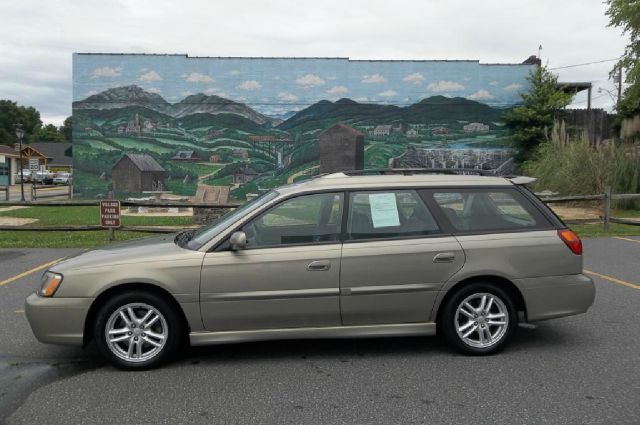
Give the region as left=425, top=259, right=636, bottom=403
left=51, top=234, right=204, bottom=272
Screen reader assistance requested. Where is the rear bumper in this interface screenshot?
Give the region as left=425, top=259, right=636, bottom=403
left=515, top=273, right=595, bottom=322
left=25, top=293, right=93, bottom=346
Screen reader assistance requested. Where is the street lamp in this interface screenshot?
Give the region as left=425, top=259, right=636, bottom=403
left=15, top=125, right=25, bottom=202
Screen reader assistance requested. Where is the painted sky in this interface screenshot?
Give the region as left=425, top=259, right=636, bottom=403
left=73, top=54, right=534, bottom=117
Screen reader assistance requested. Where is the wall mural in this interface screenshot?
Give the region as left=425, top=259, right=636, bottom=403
left=72, top=54, right=534, bottom=200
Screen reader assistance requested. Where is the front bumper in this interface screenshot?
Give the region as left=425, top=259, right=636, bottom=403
left=25, top=293, right=93, bottom=346
left=515, top=273, right=596, bottom=322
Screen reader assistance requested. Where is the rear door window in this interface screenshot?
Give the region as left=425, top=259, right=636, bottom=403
left=428, top=188, right=551, bottom=233
left=347, top=190, right=440, bottom=240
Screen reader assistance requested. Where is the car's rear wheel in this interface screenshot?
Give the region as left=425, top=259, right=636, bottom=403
left=440, top=282, right=517, bottom=355
left=93, top=291, right=183, bottom=370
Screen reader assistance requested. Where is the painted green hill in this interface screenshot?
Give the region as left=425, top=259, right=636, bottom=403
left=177, top=113, right=266, bottom=132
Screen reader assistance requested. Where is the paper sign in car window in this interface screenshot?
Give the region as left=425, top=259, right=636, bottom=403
left=369, top=193, right=400, bottom=228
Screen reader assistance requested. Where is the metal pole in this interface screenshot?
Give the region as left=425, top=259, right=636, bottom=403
left=603, top=186, right=612, bottom=232
left=18, top=137, right=24, bottom=202
left=617, top=69, right=623, bottom=111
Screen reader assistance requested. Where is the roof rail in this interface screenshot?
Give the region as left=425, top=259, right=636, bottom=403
left=340, top=168, right=498, bottom=177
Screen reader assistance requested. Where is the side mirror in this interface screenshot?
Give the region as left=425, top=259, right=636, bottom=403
left=229, top=231, right=247, bottom=251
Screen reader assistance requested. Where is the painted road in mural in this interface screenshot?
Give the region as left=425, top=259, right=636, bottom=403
left=72, top=54, right=534, bottom=200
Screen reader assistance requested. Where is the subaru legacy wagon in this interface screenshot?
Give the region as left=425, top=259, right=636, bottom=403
left=26, top=170, right=595, bottom=369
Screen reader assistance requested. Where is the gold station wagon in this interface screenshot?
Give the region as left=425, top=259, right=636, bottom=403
left=26, top=170, right=595, bottom=369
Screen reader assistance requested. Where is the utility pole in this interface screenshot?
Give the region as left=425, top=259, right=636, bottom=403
left=15, top=124, right=25, bottom=202
left=616, top=68, right=623, bottom=111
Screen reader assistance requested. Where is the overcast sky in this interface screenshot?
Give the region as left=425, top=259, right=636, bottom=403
left=0, top=0, right=628, bottom=126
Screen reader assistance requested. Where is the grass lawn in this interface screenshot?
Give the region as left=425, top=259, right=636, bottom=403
left=0, top=230, right=158, bottom=248
left=0, top=206, right=193, bottom=227
left=570, top=222, right=640, bottom=238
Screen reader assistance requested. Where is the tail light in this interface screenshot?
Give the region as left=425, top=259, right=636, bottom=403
left=558, top=229, right=582, bottom=255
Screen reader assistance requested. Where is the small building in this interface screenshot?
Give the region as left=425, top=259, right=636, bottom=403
left=463, top=122, right=490, bottom=132
left=319, top=123, right=364, bottom=173
left=431, top=126, right=450, bottom=136
left=171, top=150, right=201, bottom=162
left=232, top=149, right=249, bottom=159
left=406, top=128, right=419, bottom=138
left=0, top=145, right=20, bottom=186
left=233, top=165, right=258, bottom=184
left=112, top=153, right=166, bottom=193
left=27, top=142, right=73, bottom=172
left=209, top=154, right=222, bottom=163
left=373, top=125, right=392, bottom=137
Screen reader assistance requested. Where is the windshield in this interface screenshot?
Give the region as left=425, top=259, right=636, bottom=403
left=185, top=190, right=279, bottom=250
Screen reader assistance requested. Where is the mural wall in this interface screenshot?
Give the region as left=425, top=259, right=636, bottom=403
left=72, top=54, right=534, bottom=200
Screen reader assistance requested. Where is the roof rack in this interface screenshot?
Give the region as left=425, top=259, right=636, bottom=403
left=339, top=168, right=498, bottom=177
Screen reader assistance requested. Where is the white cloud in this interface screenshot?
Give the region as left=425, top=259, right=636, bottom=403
left=181, top=90, right=194, bottom=97
left=327, top=75, right=337, bottom=80
left=139, top=70, right=162, bottom=83
left=296, top=74, right=325, bottom=88
left=326, top=85, right=349, bottom=95
left=427, top=80, right=465, bottom=92
left=361, top=73, right=386, bottom=84
left=228, top=70, right=241, bottom=76
left=90, top=66, right=121, bottom=79
left=185, top=72, right=215, bottom=83
left=204, top=88, right=220, bottom=94
left=237, top=80, right=262, bottom=90
left=378, top=89, right=397, bottom=98
left=504, top=83, right=523, bottom=91
left=277, top=91, right=298, bottom=102
left=489, top=80, right=499, bottom=86
left=466, top=89, right=495, bottom=100
left=85, top=90, right=98, bottom=97
left=403, top=72, right=425, bottom=85
left=146, top=87, right=162, bottom=94
left=354, top=96, right=369, bottom=102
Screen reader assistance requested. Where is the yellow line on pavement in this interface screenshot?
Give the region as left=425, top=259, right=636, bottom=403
left=613, top=236, right=640, bottom=244
left=584, top=269, right=640, bottom=290
left=0, top=257, right=66, bottom=286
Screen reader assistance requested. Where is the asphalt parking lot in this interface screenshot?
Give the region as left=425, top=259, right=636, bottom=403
left=0, top=238, right=638, bottom=425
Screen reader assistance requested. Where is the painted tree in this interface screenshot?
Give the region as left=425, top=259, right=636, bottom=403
left=606, top=0, right=640, bottom=116
left=503, top=66, right=572, bottom=161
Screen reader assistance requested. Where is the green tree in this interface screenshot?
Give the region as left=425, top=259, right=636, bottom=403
left=606, top=0, right=640, bottom=116
left=0, top=100, right=42, bottom=146
left=34, top=123, right=65, bottom=142
left=503, top=66, right=573, bottom=161
left=60, top=116, right=72, bottom=141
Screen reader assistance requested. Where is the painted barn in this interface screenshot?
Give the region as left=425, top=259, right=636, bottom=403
left=112, top=153, right=166, bottom=193
left=319, top=123, right=364, bottom=173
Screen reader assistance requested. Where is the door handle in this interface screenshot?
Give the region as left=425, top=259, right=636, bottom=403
left=307, top=260, right=331, bottom=271
left=433, top=253, right=455, bottom=263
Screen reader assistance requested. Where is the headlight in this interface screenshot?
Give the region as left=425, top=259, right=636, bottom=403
left=39, top=272, right=63, bottom=297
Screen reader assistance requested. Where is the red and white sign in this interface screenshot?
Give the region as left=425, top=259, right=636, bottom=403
left=100, top=200, right=121, bottom=228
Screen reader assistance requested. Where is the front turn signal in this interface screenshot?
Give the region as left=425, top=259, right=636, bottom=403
left=39, top=272, right=63, bottom=297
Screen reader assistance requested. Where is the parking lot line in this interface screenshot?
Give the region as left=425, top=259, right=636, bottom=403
left=613, top=236, right=640, bottom=244
left=584, top=269, right=640, bottom=290
left=0, top=257, right=66, bottom=287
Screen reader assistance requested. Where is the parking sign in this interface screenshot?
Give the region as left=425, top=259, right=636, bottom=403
left=100, top=200, right=121, bottom=228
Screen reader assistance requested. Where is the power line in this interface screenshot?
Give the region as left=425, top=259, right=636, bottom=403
left=549, top=58, right=621, bottom=70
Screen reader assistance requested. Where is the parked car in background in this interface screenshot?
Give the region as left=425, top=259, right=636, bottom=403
left=25, top=170, right=595, bottom=370
left=32, top=171, right=54, bottom=185
left=53, top=172, right=72, bottom=185
left=15, top=169, right=32, bottom=183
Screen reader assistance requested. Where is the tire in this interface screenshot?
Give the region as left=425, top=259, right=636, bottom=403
left=440, top=282, right=517, bottom=356
left=93, top=290, right=183, bottom=370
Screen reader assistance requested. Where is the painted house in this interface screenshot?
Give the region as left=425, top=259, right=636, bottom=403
left=209, top=154, right=221, bottom=163
left=373, top=125, right=392, bottom=137
left=431, top=126, right=450, bottom=136
left=112, top=153, right=166, bottom=193
left=463, top=122, right=490, bottom=132
left=233, top=165, right=258, bottom=184
left=406, top=128, right=419, bottom=138
left=319, top=123, right=364, bottom=173
left=171, top=150, right=201, bottom=162
left=232, top=149, right=249, bottom=159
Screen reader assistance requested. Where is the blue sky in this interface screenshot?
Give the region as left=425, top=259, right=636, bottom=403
left=73, top=54, right=534, bottom=117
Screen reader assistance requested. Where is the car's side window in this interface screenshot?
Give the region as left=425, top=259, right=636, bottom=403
left=346, top=190, right=439, bottom=240
left=431, top=188, right=548, bottom=232
left=242, top=192, right=343, bottom=248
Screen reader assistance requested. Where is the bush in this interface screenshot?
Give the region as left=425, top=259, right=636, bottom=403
left=523, top=139, right=640, bottom=207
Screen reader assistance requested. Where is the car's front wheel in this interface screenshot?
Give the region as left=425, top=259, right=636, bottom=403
left=440, top=282, right=517, bottom=355
left=93, top=291, right=183, bottom=370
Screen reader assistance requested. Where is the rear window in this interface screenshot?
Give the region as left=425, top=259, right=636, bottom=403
left=429, top=188, right=551, bottom=233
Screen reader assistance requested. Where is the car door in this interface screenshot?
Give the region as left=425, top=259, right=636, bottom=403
left=200, top=192, right=344, bottom=331
left=340, top=189, right=465, bottom=325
